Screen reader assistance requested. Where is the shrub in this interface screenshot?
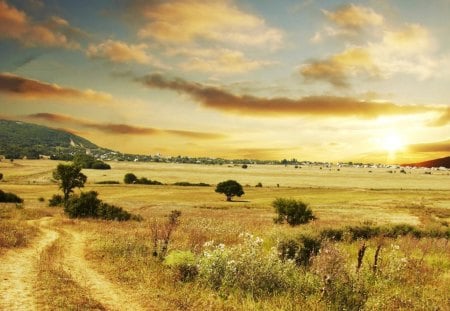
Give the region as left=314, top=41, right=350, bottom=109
left=95, top=180, right=120, bottom=184
left=173, top=182, right=210, bottom=187
left=198, top=233, right=304, bottom=298
left=0, top=190, right=23, bottom=203
left=164, top=250, right=198, bottom=282
left=320, top=228, right=344, bottom=241
left=64, top=191, right=136, bottom=221
left=346, top=225, right=380, bottom=241
left=255, top=182, right=263, bottom=187
left=48, top=194, right=64, bottom=207
left=124, top=173, right=138, bottom=184
left=137, top=177, right=162, bottom=185
left=38, top=197, right=45, bottom=202
left=273, top=198, right=315, bottom=226
left=91, top=161, right=111, bottom=170
left=242, top=164, right=248, bottom=169
left=277, top=234, right=322, bottom=266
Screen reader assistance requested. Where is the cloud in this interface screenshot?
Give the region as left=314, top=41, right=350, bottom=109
left=0, top=0, right=81, bottom=48
left=407, top=139, right=450, bottom=153
left=0, top=72, right=112, bottom=102
left=303, top=23, right=436, bottom=86
left=132, top=0, right=283, bottom=47
left=137, top=74, right=439, bottom=118
left=300, top=47, right=378, bottom=87
left=87, top=39, right=160, bottom=65
left=323, top=4, right=383, bottom=33
left=428, top=107, right=450, bottom=126
left=174, top=48, right=274, bottom=74
left=26, top=112, right=225, bottom=139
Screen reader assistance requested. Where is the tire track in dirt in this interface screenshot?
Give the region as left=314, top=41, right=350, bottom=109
left=0, top=217, right=59, bottom=310
left=62, top=229, right=147, bottom=311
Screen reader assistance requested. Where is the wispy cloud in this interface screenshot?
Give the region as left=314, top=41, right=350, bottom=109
left=138, top=73, right=438, bottom=119
left=174, top=48, right=274, bottom=74
left=323, top=4, right=384, bottom=33
left=26, top=112, right=225, bottom=139
left=0, top=0, right=82, bottom=48
left=131, top=0, right=283, bottom=48
left=0, top=72, right=112, bottom=102
left=407, top=139, right=450, bottom=153
left=87, top=39, right=162, bottom=66
left=300, top=47, right=378, bottom=88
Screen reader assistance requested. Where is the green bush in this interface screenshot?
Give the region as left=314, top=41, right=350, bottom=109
left=198, top=234, right=306, bottom=298
left=91, top=161, right=111, bottom=170
left=137, top=177, right=162, bottom=185
left=164, top=250, right=198, bottom=282
left=0, top=190, right=23, bottom=203
left=73, top=154, right=110, bottom=170
left=273, top=198, right=315, bottom=226
left=95, top=180, right=120, bottom=184
left=124, top=173, right=138, bottom=184
left=173, top=182, right=210, bottom=187
left=277, top=234, right=322, bottom=266
left=48, top=194, right=64, bottom=207
left=64, top=191, right=137, bottom=221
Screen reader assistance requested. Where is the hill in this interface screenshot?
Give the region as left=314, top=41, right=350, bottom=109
left=403, top=156, right=450, bottom=168
left=0, top=119, right=101, bottom=159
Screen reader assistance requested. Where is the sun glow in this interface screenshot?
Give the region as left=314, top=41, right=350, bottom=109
left=382, top=133, right=405, bottom=153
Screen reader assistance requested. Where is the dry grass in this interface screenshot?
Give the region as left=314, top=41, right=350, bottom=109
left=0, top=159, right=449, bottom=310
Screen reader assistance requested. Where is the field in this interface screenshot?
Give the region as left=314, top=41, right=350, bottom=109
left=1, top=159, right=449, bottom=310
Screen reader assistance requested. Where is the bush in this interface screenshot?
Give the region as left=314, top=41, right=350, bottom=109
left=173, top=182, right=210, bottom=187
left=95, top=180, right=120, bottom=184
left=273, top=198, right=315, bottom=226
left=91, top=161, right=111, bottom=170
left=277, top=234, right=322, bottom=266
left=38, top=197, right=45, bottom=202
left=242, top=164, right=248, bottom=169
left=0, top=190, right=23, bottom=203
left=255, top=182, right=263, bottom=187
left=124, top=173, right=138, bottom=184
left=0, top=173, right=3, bottom=181
left=164, top=250, right=198, bottom=282
left=198, top=234, right=303, bottom=297
left=64, top=191, right=137, bottom=221
left=137, top=178, right=162, bottom=185
left=48, top=194, right=64, bottom=207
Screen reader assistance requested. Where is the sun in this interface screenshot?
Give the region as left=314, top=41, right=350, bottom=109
left=382, top=133, right=405, bottom=153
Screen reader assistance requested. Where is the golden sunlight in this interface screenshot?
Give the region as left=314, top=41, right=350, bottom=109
left=382, top=132, right=405, bottom=153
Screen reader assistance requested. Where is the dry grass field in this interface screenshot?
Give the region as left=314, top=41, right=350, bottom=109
left=1, top=159, right=449, bottom=310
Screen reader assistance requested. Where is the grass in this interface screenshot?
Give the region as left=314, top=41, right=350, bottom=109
left=1, top=159, right=449, bottom=309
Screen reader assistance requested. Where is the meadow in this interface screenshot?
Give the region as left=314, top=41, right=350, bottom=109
left=0, top=159, right=449, bottom=310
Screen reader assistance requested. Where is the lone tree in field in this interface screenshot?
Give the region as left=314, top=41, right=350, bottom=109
left=53, top=163, right=87, bottom=202
left=124, top=173, right=138, bottom=184
left=273, top=198, right=315, bottom=226
left=215, top=180, right=244, bottom=201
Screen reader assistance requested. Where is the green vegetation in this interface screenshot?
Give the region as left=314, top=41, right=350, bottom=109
left=72, top=154, right=110, bottom=170
left=173, top=181, right=210, bottom=187
left=0, top=189, right=23, bottom=203
left=95, top=180, right=120, bottom=184
left=215, top=180, right=244, bottom=201
left=64, top=191, right=140, bottom=221
left=53, top=163, right=87, bottom=201
left=0, top=119, right=98, bottom=159
left=123, top=173, right=162, bottom=185
left=48, top=194, right=64, bottom=207
left=273, top=198, right=315, bottom=226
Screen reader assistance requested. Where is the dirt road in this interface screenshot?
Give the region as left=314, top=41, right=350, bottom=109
left=0, top=217, right=147, bottom=310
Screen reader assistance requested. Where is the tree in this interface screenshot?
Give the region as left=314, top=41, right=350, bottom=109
left=124, top=173, right=138, bottom=184
left=53, top=163, right=87, bottom=201
left=273, top=198, right=315, bottom=226
left=215, top=180, right=244, bottom=201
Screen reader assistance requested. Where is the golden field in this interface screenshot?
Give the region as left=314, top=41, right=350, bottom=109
left=1, top=159, right=449, bottom=310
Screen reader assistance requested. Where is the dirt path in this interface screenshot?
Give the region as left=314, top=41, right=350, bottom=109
left=62, top=229, right=147, bottom=311
left=0, top=217, right=59, bottom=310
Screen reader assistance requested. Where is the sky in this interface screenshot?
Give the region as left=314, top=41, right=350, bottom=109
left=0, top=0, right=449, bottom=163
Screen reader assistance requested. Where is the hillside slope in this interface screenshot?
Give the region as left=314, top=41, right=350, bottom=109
left=403, top=156, right=450, bottom=168
left=0, top=119, right=100, bottom=159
